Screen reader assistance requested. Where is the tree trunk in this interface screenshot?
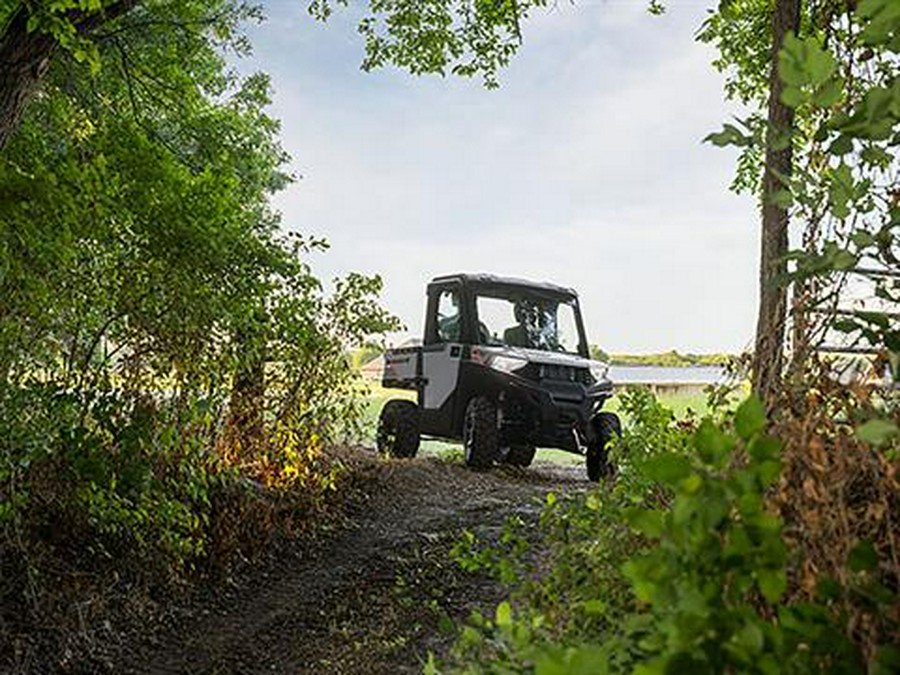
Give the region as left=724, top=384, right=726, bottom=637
left=226, top=308, right=267, bottom=461
left=752, top=0, right=801, bottom=412
left=0, top=8, right=57, bottom=151
left=228, top=353, right=266, bottom=460
left=0, top=1, right=140, bottom=151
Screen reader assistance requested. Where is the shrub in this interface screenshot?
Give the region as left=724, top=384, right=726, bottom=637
left=446, top=390, right=899, bottom=674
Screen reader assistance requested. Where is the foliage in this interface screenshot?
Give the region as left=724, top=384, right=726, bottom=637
left=615, top=397, right=858, bottom=675
left=0, top=1, right=398, bottom=666
left=592, top=349, right=735, bottom=368
left=701, top=0, right=899, bottom=369
left=704, top=4, right=900, bottom=662
left=351, top=341, right=385, bottom=369
left=309, top=0, right=550, bottom=89
left=445, top=388, right=696, bottom=673
left=443, top=3, right=900, bottom=672
left=606, top=386, right=693, bottom=496
left=778, top=0, right=899, bottom=375
left=772, top=364, right=900, bottom=668
left=588, top=344, right=610, bottom=362
left=444, top=392, right=896, bottom=674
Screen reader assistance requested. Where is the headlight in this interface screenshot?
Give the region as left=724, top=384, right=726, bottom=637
left=589, top=361, right=610, bottom=383
left=489, top=354, right=528, bottom=374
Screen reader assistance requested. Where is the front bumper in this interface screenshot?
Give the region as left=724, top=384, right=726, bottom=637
left=497, top=375, right=612, bottom=452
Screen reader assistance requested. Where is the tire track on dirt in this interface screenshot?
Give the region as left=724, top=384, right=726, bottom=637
left=118, top=453, right=586, bottom=674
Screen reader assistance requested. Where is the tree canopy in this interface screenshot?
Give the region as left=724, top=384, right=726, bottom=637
left=0, top=0, right=548, bottom=148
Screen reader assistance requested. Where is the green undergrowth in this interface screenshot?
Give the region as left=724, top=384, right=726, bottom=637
left=439, top=387, right=899, bottom=674
left=0, top=385, right=358, bottom=631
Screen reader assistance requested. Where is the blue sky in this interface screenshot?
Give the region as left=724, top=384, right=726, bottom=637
left=242, top=1, right=759, bottom=353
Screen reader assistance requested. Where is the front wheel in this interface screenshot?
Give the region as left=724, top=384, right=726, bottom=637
left=586, top=412, right=621, bottom=482
left=377, top=399, right=420, bottom=458
left=463, top=396, right=499, bottom=469
left=503, top=444, right=536, bottom=467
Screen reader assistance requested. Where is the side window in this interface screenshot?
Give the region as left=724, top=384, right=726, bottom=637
left=436, top=289, right=461, bottom=342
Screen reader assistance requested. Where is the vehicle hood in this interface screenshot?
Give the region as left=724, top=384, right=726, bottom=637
left=485, top=345, right=605, bottom=370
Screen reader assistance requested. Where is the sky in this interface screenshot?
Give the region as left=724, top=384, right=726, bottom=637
left=241, top=0, right=760, bottom=354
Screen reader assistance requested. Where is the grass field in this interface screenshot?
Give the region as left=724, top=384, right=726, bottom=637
left=361, top=383, right=717, bottom=466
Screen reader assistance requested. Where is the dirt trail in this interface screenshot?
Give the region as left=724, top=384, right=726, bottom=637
left=113, top=451, right=586, bottom=675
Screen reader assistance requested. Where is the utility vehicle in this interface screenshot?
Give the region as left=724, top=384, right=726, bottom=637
left=377, top=273, right=621, bottom=481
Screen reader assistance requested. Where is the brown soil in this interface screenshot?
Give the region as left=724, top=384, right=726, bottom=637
left=89, top=449, right=586, bottom=675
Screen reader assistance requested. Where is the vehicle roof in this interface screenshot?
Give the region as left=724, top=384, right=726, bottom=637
left=428, top=272, right=578, bottom=298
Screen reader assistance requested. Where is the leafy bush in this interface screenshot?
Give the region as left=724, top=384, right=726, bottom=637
left=0, top=3, right=399, bottom=667
left=445, top=388, right=696, bottom=672
left=445, top=390, right=899, bottom=674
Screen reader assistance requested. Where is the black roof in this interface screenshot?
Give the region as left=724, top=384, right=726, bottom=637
left=428, top=273, right=577, bottom=298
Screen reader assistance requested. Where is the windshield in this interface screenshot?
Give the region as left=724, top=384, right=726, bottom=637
left=475, top=291, right=582, bottom=354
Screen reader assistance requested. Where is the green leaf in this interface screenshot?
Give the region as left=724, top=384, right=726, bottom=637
left=695, top=418, right=736, bottom=465
left=779, top=33, right=806, bottom=87
left=735, top=395, right=766, bottom=440
left=757, top=568, right=787, bottom=603
left=779, top=33, right=837, bottom=90
left=860, top=145, right=892, bottom=167
left=829, top=163, right=856, bottom=218
left=680, top=473, right=703, bottom=494
left=780, top=85, right=805, bottom=108
left=771, top=188, right=793, bottom=209
left=856, top=419, right=898, bottom=446
left=633, top=660, right=666, bottom=675
left=833, top=318, right=859, bottom=333
left=806, top=43, right=837, bottom=85
left=704, top=123, right=752, bottom=148
left=644, top=454, right=692, bottom=484
left=723, top=527, right=753, bottom=560
left=828, top=134, right=853, bottom=155
left=813, top=123, right=830, bottom=142
left=423, top=651, right=440, bottom=675
left=535, top=655, right=568, bottom=675
left=748, top=436, right=781, bottom=462
left=495, top=601, right=512, bottom=628
left=850, top=230, right=875, bottom=248
left=848, top=540, right=878, bottom=572
left=816, top=576, right=842, bottom=602
left=870, top=645, right=900, bottom=675
left=622, top=559, right=658, bottom=604
left=734, top=621, right=765, bottom=654
left=536, top=646, right=610, bottom=675
left=832, top=249, right=858, bottom=270
left=566, top=646, right=610, bottom=675
left=757, top=460, right=782, bottom=487
left=625, top=507, right=665, bottom=538
left=813, top=78, right=843, bottom=108
left=676, top=585, right=710, bottom=617
left=579, top=599, right=607, bottom=615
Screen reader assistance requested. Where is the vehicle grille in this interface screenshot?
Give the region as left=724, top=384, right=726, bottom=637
left=538, top=364, right=592, bottom=385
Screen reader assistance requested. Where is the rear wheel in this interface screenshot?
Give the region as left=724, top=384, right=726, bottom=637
left=377, top=399, right=420, bottom=458
left=503, top=444, right=536, bottom=467
left=586, top=412, right=621, bottom=482
left=463, top=396, right=499, bottom=469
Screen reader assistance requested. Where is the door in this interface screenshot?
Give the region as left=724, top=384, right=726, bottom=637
left=420, top=286, right=463, bottom=436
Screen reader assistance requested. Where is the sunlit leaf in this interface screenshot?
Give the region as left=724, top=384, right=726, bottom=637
left=735, top=395, right=766, bottom=440
left=856, top=419, right=898, bottom=446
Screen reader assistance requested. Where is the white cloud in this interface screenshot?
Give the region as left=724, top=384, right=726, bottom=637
left=248, top=0, right=759, bottom=354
